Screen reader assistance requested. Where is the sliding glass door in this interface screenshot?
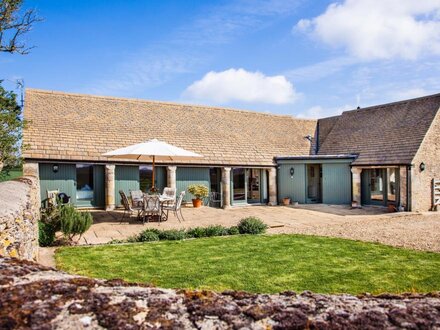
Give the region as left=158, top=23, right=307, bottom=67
left=361, top=168, right=399, bottom=206
left=232, top=168, right=265, bottom=205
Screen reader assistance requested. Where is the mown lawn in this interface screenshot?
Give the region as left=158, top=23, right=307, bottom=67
left=0, top=168, right=22, bottom=182
left=56, top=235, right=440, bottom=294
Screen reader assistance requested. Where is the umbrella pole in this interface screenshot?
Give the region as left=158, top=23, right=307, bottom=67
left=152, top=155, right=155, bottom=191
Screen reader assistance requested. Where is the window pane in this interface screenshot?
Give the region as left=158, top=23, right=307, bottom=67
left=247, top=169, right=260, bottom=201
left=139, top=166, right=153, bottom=192
left=388, top=168, right=397, bottom=202
left=233, top=168, right=245, bottom=201
left=76, top=164, right=93, bottom=200
left=371, top=169, right=384, bottom=202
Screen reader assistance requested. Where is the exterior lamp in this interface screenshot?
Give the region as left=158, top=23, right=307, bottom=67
left=53, top=164, right=59, bottom=173
left=419, top=162, right=425, bottom=172
left=290, top=167, right=295, bottom=178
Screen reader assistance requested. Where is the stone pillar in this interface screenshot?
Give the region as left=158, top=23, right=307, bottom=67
left=221, top=167, right=231, bottom=209
left=23, top=161, right=39, bottom=177
left=399, top=166, right=407, bottom=210
left=167, top=166, right=177, bottom=189
left=105, top=164, right=116, bottom=211
left=268, top=168, right=278, bottom=206
left=351, top=167, right=362, bottom=207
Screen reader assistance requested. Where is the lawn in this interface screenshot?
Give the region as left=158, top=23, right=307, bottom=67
left=56, top=234, right=440, bottom=294
left=0, top=168, right=23, bottom=182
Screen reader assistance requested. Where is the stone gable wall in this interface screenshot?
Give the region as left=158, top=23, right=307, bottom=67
left=0, top=176, right=40, bottom=260
left=412, top=110, right=440, bottom=211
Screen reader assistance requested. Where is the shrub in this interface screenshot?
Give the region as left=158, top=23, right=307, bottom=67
left=137, top=229, right=160, bottom=242
left=186, top=227, right=207, bottom=238
left=187, top=184, right=209, bottom=199
left=237, top=217, right=268, bottom=235
left=38, top=221, right=57, bottom=247
left=205, top=225, right=229, bottom=237
left=227, top=226, right=240, bottom=236
left=59, top=205, right=93, bottom=242
left=158, top=229, right=186, bottom=240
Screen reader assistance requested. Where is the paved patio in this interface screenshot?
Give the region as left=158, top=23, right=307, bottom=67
left=78, top=204, right=440, bottom=253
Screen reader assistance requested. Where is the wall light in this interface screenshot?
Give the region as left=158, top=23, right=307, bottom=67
left=419, top=162, right=425, bottom=172
left=290, top=167, right=295, bottom=178
left=53, top=164, right=59, bottom=173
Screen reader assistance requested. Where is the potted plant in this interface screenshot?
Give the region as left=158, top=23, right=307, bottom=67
left=282, top=197, right=291, bottom=206
left=187, top=184, right=209, bottom=208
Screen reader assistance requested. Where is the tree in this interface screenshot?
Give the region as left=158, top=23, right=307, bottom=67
left=0, top=0, right=41, bottom=54
left=0, top=81, right=25, bottom=173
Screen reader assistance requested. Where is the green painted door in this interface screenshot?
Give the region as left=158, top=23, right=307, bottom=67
left=322, top=163, right=351, bottom=204
left=277, top=164, right=306, bottom=203
left=176, top=167, right=210, bottom=203
left=114, top=165, right=140, bottom=207
left=39, top=163, right=77, bottom=205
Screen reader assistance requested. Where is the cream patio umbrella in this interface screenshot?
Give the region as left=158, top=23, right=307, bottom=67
left=103, top=139, right=203, bottom=191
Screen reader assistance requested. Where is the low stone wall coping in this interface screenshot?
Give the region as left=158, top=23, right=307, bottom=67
left=1, top=257, right=440, bottom=329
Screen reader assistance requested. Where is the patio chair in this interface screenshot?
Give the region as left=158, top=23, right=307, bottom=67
left=163, top=191, right=185, bottom=222
left=161, top=187, right=176, bottom=206
left=209, top=191, right=222, bottom=208
left=130, top=190, right=144, bottom=208
left=119, top=190, right=142, bottom=223
left=142, top=195, right=161, bottom=224
left=46, top=189, right=59, bottom=206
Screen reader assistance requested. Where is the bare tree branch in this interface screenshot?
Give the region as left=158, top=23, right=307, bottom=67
left=0, top=0, right=42, bottom=54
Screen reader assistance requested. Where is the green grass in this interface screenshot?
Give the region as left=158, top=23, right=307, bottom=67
left=0, top=168, right=22, bottom=182
left=56, top=235, right=440, bottom=294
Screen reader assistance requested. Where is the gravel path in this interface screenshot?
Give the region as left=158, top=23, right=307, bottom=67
left=270, top=212, right=440, bottom=252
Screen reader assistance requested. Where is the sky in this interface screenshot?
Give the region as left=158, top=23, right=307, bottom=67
left=2, top=0, right=440, bottom=118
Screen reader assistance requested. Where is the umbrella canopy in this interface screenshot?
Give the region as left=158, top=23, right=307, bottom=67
left=102, top=139, right=202, bottom=190
left=102, top=139, right=202, bottom=161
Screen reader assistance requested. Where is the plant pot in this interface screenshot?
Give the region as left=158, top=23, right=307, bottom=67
left=282, top=197, right=291, bottom=206
left=192, top=198, right=203, bottom=208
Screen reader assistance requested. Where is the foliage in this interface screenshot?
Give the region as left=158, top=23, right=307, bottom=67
left=187, top=184, right=209, bottom=199
left=237, top=217, right=268, bottom=235
left=137, top=229, right=160, bottom=242
left=158, top=229, right=186, bottom=241
left=38, top=221, right=56, bottom=247
left=0, top=83, right=26, bottom=176
left=56, top=235, right=440, bottom=295
left=205, top=225, right=229, bottom=237
left=186, top=227, right=207, bottom=238
left=0, top=0, right=42, bottom=54
left=227, top=226, right=240, bottom=236
left=59, top=204, right=93, bottom=242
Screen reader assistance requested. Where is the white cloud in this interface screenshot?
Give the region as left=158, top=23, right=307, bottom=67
left=297, top=104, right=353, bottom=119
left=184, top=68, right=299, bottom=104
left=296, top=0, right=440, bottom=60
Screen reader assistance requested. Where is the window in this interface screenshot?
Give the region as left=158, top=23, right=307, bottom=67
left=139, top=166, right=153, bottom=192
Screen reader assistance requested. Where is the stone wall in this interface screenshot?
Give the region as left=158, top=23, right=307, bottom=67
left=0, top=176, right=40, bottom=260
left=1, top=257, right=440, bottom=329
left=412, top=110, right=440, bottom=211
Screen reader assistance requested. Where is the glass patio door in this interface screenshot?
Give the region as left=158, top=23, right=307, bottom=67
left=247, top=169, right=261, bottom=203
left=76, top=164, right=94, bottom=206
left=369, top=169, right=386, bottom=205
left=232, top=168, right=246, bottom=202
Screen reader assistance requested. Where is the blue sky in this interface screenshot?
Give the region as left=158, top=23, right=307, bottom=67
left=2, top=0, right=440, bottom=118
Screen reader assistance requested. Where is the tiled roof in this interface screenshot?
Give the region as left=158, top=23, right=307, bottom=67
left=23, top=89, right=317, bottom=166
left=317, top=94, right=440, bottom=165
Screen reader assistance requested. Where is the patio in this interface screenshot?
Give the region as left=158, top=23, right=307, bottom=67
left=79, top=205, right=440, bottom=253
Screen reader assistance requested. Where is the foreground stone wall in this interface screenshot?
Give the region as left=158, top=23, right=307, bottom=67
left=1, top=257, right=439, bottom=329
left=0, top=177, right=40, bottom=260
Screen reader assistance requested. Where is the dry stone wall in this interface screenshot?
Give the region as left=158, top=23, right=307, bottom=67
left=1, top=257, right=440, bottom=329
left=0, top=176, right=40, bottom=260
